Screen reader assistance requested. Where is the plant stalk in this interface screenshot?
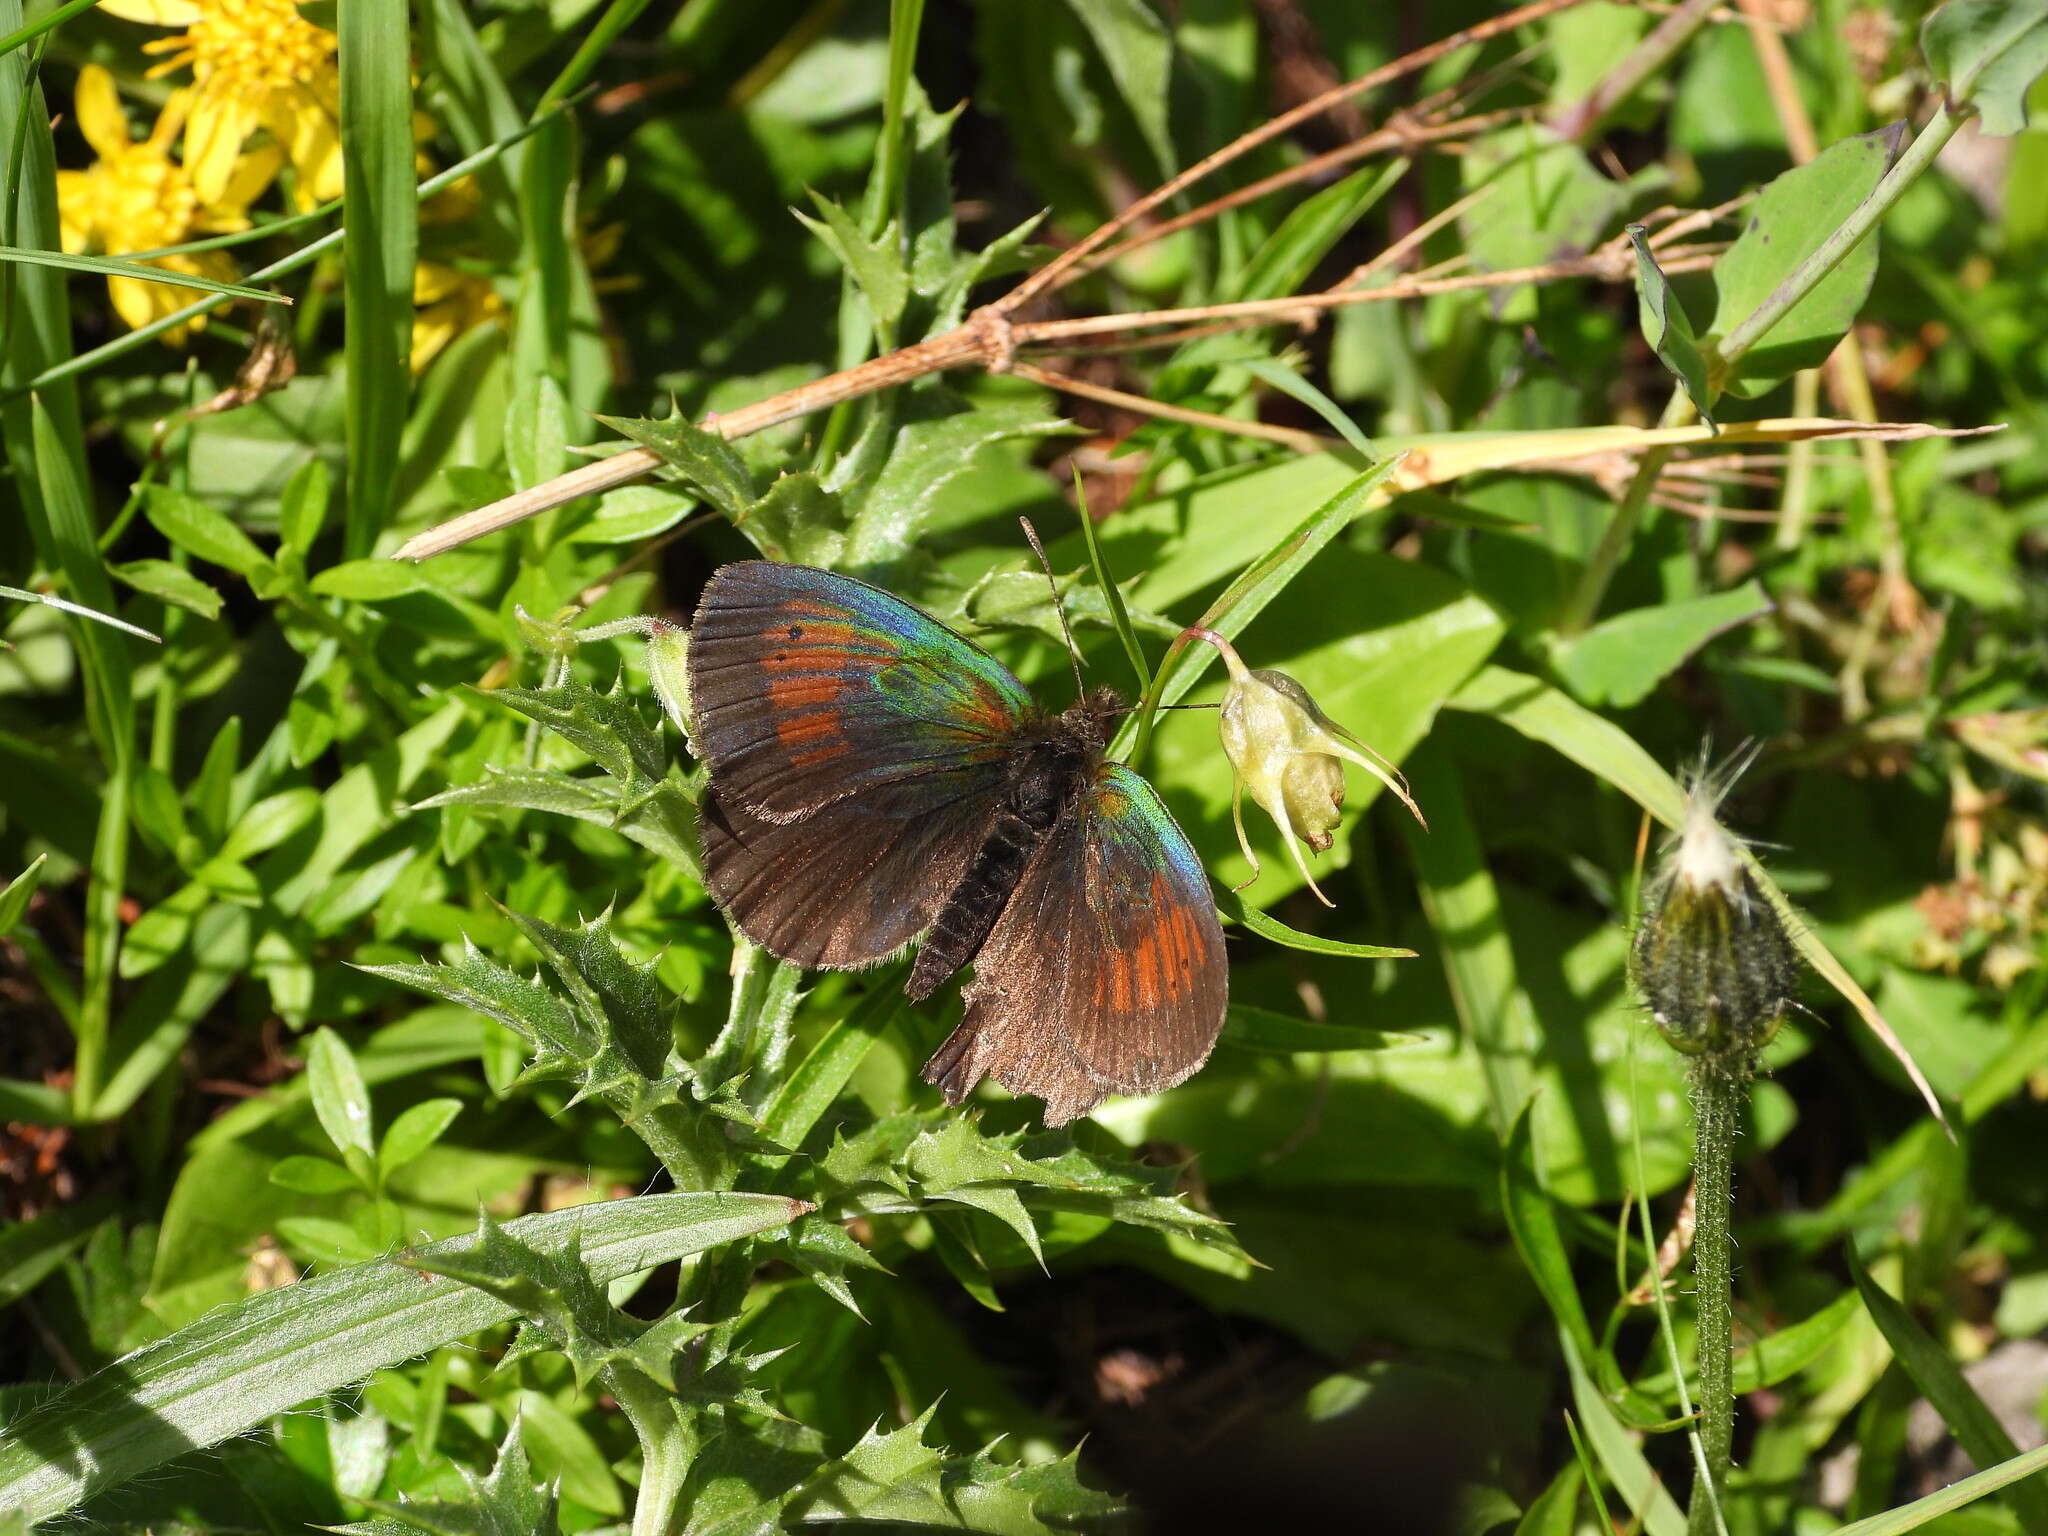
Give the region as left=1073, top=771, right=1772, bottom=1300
left=1687, top=1055, right=1745, bottom=1535
left=1713, top=104, right=1964, bottom=376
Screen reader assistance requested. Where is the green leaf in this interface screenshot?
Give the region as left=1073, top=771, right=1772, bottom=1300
left=486, top=675, right=669, bottom=792
left=268, top=1154, right=363, bottom=1195
left=1922, top=0, right=2048, bottom=136
left=1061, top=0, right=1175, bottom=177
left=337, top=0, right=417, bottom=555
left=378, top=1097, right=463, bottom=1174
left=1237, top=354, right=1377, bottom=458
left=595, top=411, right=756, bottom=520
left=0, top=245, right=287, bottom=302
left=760, top=985, right=904, bottom=1151
left=0, top=853, right=48, bottom=936
left=277, top=455, right=331, bottom=560
left=356, top=942, right=587, bottom=1057
left=0, top=1192, right=808, bottom=1523
left=1708, top=127, right=1899, bottom=396
left=308, top=1026, right=376, bottom=1158
left=309, top=558, right=436, bottom=600
left=0, top=581, right=160, bottom=642
left=418, top=767, right=701, bottom=881
left=143, top=485, right=275, bottom=580
left=217, top=787, right=322, bottom=864
left=108, top=559, right=222, bottom=620
left=798, top=193, right=909, bottom=331
left=573, top=485, right=692, bottom=544
left=1848, top=1245, right=2048, bottom=1534
left=1550, top=580, right=1772, bottom=706
left=783, top=1410, right=1123, bottom=1531
left=1220, top=893, right=1416, bottom=960
left=0, top=1199, right=112, bottom=1307
left=1627, top=224, right=1715, bottom=428
left=1835, top=1442, right=2048, bottom=1535
left=742, top=470, right=850, bottom=567
left=347, top=1418, right=560, bottom=1536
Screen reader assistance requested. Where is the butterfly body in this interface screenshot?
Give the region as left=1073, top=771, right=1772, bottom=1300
left=688, top=562, right=1226, bottom=1126
left=906, top=689, right=1119, bottom=1002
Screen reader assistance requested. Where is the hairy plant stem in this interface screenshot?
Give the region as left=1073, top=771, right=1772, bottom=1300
left=1687, top=1053, right=1748, bottom=1536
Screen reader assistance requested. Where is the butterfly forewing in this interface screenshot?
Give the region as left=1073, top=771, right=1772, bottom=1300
left=688, top=562, right=1033, bottom=822
left=925, top=762, right=1228, bottom=1126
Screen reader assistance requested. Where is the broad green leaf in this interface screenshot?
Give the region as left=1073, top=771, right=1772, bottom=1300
left=1922, top=0, right=2048, bottom=136
left=1708, top=127, right=1899, bottom=396
left=308, top=1027, right=376, bottom=1158
left=217, top=787, right=322, bottom=864
left=1550, top=580, right=1772, bottom=707
left=277, top=455, right=332, bottom=560
left=1637, top=1288, right=1867, bottom=1400
left=268, top=1154, right=363, bottom=1195
left=108, top=559, right=223, bottom=620
left=417, top=768, right=701, bottom=880
left=144, top=484, right=275, bottom=580
left=0, top=1192, right=808, bottom=1523
left=486, top=675, right=668, bottom=791
left=1628, top=224, right=1715, bottom=427
left=573, top=485, right=692, bottom=544
left=378, top=1097, right=464, bottom=1174
left=0, top=1199, right=112, bottom=1306
left=309, top=559, right=437, bottom=600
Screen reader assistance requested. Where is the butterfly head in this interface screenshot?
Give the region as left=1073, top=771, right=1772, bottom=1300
left=1057, top=685, right=1127, bottom=747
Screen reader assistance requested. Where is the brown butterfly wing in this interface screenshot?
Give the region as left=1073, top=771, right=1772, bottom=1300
left=922, top=762, right=1228, bottom=1126
left=688, top=561, right=1034, bottom=823
left=701, top=778, right=994, bottom=970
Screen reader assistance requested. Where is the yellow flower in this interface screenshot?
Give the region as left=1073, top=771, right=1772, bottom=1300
left=99, top=0, right=342, bottom=211
left=411, top=262, right=505, bottom=372
left=57, top=65, right=278, bottom=338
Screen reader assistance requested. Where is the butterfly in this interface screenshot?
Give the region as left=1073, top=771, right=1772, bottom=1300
left=686, top=560, right=1228, bottom=1126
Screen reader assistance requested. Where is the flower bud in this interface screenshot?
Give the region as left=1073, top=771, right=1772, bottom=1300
left=1195, top=628, right=1423, bottom=907
left=1631, top=755, right=1801, bottom=1065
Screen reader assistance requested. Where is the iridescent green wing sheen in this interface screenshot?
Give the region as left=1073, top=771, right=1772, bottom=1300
left=687, top=561, right=1034, bottom=821
left=924, top=763, right=1228, bottom=1126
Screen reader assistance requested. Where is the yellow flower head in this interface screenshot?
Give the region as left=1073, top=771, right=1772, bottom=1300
left=411, top=262, right=506, bottom=373
left=99, top=0, right=342, bottom=210
left=57, top=64, right=278, bottom=338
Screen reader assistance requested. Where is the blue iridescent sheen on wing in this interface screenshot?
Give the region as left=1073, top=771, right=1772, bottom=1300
left=688, top=562, right=1034, bottom=821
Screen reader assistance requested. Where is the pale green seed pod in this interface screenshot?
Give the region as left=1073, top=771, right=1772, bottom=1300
left=1199, top=630, right=1422, bottom=907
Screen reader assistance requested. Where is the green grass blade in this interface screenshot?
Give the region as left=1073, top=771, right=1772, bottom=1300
left=0, top=581, right=159, bottom=642
left=0, top=246, right=288, bottom=302
left=760, top=983, right=905, bottom=1151
left=1072, top=475, right=1151, bottom=694
left=337, top=0, right=416, bottom=557
left=0, top=1192, right=810, bottom=1523
left=1836, top=1443, right=2048, bottom=1536
left=1122, top=454, right=1404, bottom=762
left=0, top=0, right=91, bottom=59
left=1848, top=1244, right=2048, bottom=1534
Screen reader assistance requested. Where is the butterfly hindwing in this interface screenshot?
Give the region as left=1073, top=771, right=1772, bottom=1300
left=688, top=561, right=1034, bottom=822
left=701, top=778, right=993, bottom=970
left=924, top=762, right=1228, bottom=1126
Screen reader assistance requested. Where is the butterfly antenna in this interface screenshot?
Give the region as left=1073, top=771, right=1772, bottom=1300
left=1020, top=515, right=1087, bottom=702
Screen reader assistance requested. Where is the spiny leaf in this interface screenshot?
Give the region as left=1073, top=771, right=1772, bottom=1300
left=593, top=411, right=756, bottom=520
left=485, top=674, right=668, bottom=792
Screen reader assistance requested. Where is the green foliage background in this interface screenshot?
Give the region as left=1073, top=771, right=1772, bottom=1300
left=3, top=0, right=2048, bottom=1531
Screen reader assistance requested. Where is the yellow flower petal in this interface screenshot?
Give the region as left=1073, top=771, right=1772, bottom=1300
left=183, top=92, right=261, bottom=206
left=107, top=272, right=184, bottom=335
left=210, top=141, right=283, bottom=217
left=97, top=0, right=203, bottom=26
left=73, top=65, right=131, bottom=160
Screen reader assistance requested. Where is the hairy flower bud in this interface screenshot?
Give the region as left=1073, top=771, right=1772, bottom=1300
left=1632, top=754, right=1801, bottom=1064
left=1193, top=628, right=1423, bottom=907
